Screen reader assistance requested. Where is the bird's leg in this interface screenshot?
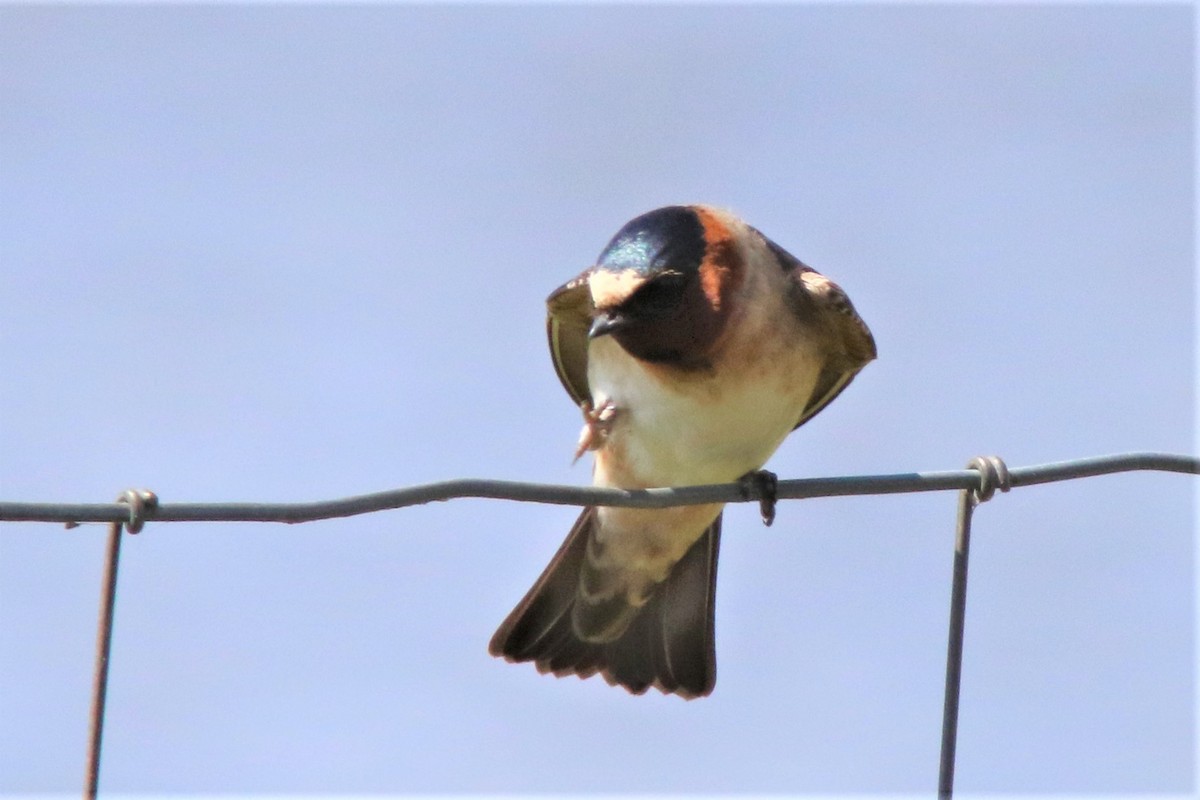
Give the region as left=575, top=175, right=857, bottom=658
left=739, top=469, right=778, bottom=527
left=574, top=398, right=619, bottom=462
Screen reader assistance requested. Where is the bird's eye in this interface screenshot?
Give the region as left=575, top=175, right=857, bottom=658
left=628, top=273, right=686, bottom=316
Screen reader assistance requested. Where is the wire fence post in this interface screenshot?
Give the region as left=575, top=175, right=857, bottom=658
left=84, top=521, right=123, bottom=800
left=83, top=490, right=153, bottom=799
left=938, top=488, right=974, bottom=798
left=938, top=456, right=1010, bottom=798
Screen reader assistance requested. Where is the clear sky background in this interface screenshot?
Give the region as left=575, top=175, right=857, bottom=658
left=0, top=3, right=1194, bottom=796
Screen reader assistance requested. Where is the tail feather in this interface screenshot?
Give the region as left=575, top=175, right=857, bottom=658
left=490, top=509, right=592, bottom=661
left=653, top=518, right=720, bottom=695
left=489, top=508, right=721, bottom=699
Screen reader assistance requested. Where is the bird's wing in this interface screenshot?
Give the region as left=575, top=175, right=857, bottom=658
left=546, top=272, right=594, bottom=406
left=791, top=267, right=877, bottom=430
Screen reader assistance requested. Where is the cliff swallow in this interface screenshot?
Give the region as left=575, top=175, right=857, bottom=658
left=489, top=205, right=876, bottom=698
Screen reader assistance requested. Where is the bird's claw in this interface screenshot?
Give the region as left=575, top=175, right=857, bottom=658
left=573, top=399, right=618, bottom=462
left=739, top=469, right=778, bottom=527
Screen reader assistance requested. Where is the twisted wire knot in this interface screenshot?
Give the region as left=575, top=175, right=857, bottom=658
left=116, top=489, right=158, bottom=534
left=965, top=456, right=1011, bottom=504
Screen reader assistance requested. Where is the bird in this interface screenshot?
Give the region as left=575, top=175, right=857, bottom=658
left=489, top=204, right=876, bottom=698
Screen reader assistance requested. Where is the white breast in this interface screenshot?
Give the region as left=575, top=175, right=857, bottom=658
left=587, top=300, right=824, bottom=489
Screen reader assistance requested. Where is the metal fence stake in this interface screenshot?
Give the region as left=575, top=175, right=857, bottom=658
left=938, top=487, right=975, bottom=798
left=939, top=456, right=1010, bottom=797
left=84, top=521, right=123, bottom=800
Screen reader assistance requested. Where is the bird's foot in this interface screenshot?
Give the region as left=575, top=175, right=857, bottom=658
left=739, top=469, right=778, bottom=527
left=573, top=399, right=619, bottom=463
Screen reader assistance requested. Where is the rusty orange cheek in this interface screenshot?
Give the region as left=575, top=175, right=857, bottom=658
left=693, top=208, right=743, bottom=310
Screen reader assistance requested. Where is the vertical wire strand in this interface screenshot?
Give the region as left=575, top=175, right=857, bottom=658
left=938, top=488, right=976, bottom=798
left=84, top=521, right=124, bottom=799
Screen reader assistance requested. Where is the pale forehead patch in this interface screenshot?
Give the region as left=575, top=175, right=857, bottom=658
left=589, top=268, right=647, bottom=309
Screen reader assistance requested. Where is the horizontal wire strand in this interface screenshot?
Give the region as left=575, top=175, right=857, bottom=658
left=1, top=452, right=1195, bottom=527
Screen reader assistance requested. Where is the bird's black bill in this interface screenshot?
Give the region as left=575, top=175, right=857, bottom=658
left=589, top=311, right=628, bottom=339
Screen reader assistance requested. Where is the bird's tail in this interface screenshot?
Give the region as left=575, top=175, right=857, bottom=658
left=488, top=508, right=721, bottom=699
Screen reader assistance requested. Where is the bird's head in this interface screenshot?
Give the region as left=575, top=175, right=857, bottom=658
left=587, top=205, right=744, bottom=368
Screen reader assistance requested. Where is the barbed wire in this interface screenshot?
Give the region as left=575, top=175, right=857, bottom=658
left=3, top=451, right=1195, bottom=799
left=2, top=452, right=1195, bottom=528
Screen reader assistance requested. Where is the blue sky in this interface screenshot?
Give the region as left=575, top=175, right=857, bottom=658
left=0, top=3, right=1194, bottom=795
